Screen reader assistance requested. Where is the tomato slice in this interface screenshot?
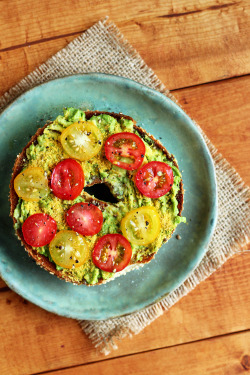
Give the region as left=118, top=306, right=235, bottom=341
left=104, top=132, right=145, bottom=170
left=49, top=230, right=89, bottom=269
left=135, top=161, right=174, bottom=198
left=66, top=202, right=103, bottom=236
left=60, top=121, right=103, bottom=161
left=50, top=159, right=84, bottom=200
left=22, top=213, right=57, bottom=247
left=14, top=167, right=50, bottom=202
left=121, top=206, right=161, bottom=245
left=92, top=234, right=132, bottom=272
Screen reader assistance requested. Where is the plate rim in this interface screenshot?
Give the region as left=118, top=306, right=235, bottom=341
left=0, top=73, right=218, bottom=320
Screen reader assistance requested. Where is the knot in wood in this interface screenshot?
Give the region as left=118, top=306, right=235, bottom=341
left=241, top=355, right=250, bottom=371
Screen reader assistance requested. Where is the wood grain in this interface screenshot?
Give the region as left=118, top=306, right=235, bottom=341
left=38, top=331, right=250, bottom=375
left=0, top=279, right=7, bottom=289
left=0, top=254, right=249, bottom=375
left=173, top=75, right=250, bottom=185
left=0, top=0, right=242, bottom=50
left=0, top=37, right=73, bottom=97
left=0, top=0, right=250, bottom=91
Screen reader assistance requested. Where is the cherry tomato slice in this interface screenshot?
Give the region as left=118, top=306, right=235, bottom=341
left=135, top=161, right=174, bottom=198
left=50, top=159, right=84, bottom=200
left=92, top=234, right=132, bottom=272
left=104, top=132, right=145, bottom=170
left=14, top=167, right=50, bottom=202
left=121, top=206, right=161, bottom=245
left=49, top=230, right=89, bottom=269
left=22, top=213, right=57, bottom=247
left=60, top=121, right=103, bottom=161
left=66, top=203, right=103, bottom=236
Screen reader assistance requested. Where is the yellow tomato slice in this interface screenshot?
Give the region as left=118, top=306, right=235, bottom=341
left=14, top=167, right=50, bottom=202
left=121, top=206, right=161, bottom=245
left=60, top=121, right=103, bottom=161
left=49, top=230, right=89, bottom=269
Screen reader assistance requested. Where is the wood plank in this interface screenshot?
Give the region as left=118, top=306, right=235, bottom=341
left=173, top=75, right=250, bottom=185
left=37, top=331, right=250, bottom=375
left=0, top=0, right=242, bottom=50
left=0, top=278, right=7, bottom=289
left=121, top=4, right=250, bottom=89
left=0, top=253, right=249, bottom=375
left=0, top=37, right=74, bottom=97
left=0, top=1, right=250, bottom=91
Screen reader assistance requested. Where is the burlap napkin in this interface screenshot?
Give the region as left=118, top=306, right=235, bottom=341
left=1, top=18, right=249, bottom=355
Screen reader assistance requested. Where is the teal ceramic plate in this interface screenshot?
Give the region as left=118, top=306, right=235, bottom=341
left=0, top=74, right=217, bottom=320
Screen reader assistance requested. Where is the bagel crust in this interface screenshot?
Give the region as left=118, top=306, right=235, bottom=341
left=10, top=109, right=185, bottom=285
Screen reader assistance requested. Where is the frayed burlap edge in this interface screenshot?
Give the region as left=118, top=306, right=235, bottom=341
left=1, top=17, right=249, bottom=355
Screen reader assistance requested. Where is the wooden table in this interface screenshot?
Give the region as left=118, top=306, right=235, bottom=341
left=0, top=1, right=249, bottom=374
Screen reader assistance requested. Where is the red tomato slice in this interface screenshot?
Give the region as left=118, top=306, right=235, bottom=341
left=135, top=161, right=174, bottom=198
left=66, top=202, right=103, bottom=236
left=104, top=132, right=145, bottom=170
left=50, top=159, right=84, bottom=200
left=92, top=234, right=132, bottom=272
left=22, top=213, right=57, bottom=247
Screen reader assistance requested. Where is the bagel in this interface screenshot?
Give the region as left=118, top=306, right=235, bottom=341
left=10, top=108, right=185, bottom=285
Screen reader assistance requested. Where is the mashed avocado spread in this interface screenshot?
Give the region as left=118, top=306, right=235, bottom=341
left=14, top=108, right=186, bottom=285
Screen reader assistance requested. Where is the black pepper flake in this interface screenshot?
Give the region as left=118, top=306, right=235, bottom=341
left=170, top=184, right=172, bottom=187
left=69, top=256, right=72, bottom=260
left=75, top=260, right=79, bottom=263
left=145, top=221, right=149, bottom=225
left=98, top=140, right=102, bottom=144
left=176, top=234, right=181, bottom=240
left=141, top=154, right=144, bottom=158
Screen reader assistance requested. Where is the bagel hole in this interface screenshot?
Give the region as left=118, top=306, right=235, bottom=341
left=84, top=184, right=118, bottom=204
